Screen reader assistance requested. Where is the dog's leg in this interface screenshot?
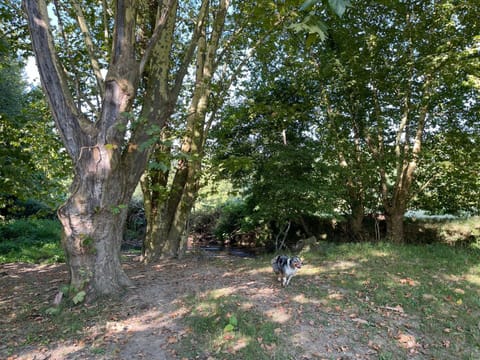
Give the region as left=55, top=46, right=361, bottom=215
left=285, top=275, right=291, bottom=286
left=282, top=276, right=287, bottom=287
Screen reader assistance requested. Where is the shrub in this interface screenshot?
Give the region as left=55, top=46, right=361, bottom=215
left=0, top=218, right=64, bottom=263
left=213, top=200, right=251, bottom=241
left=0, top=197, right=57, bottom=219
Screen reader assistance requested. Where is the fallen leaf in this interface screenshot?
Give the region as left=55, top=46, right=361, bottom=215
left=400, top=277, right=417, bottom=286
left=167, top=336, right=178, bottom=344
left=352, top=318, right=369, bottom=325
left=396, top=332, right=417, bottom=349
left=223, top=333, right=234, bottom=340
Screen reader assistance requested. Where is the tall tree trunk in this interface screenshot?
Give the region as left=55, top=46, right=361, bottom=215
left=385, top=207, right=406, bottom=245
left=349, top=200, right=365, bottom=241
left=24, top=0, right=176, bottom=298
left=377, top=91, right=429, bottom=244
left=58, top=154, right=134, bottom=294
left=323, top=89, right=367, bottom=242
left=143, top=0, right=230, bottom=261
left=141, top=143, right=171, bottom=261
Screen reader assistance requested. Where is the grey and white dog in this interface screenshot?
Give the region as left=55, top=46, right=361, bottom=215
left=271, top=255, right=302, bottom=287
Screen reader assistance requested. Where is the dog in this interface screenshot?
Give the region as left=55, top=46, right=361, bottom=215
left=271, top=255, right=302, bottom=287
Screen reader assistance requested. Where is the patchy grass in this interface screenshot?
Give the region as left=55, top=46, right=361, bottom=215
left=0, top=262, right=121, bottom=359
left=173, top=242, right=480, bottom=359
left=2, top=216, right=480, bottom=359
left=176, top=293, right=286, bottom=359
left=405, top=216, right=480, bottom=247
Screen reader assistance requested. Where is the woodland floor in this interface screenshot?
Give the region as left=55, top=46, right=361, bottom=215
left=0, top=250, right=472, bottom=360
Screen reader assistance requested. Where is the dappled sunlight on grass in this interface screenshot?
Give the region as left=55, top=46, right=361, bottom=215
left=465, top=273, right=480, bottom=287
left=298, top=264, right=323, bottom=276
left=4, top=243, right=480, bottom=359
left=209, top=287, right=237, bottom=299
left=244, top=265, right=272, bottom=275
left=264, top=306, right=292, bottom=323
left=291, top=292, right=325, bottom=307
left=178, top=288, right=282, bottom=359
left=103, top=306, right=186, bottom=335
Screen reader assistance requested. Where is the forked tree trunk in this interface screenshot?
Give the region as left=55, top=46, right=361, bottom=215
left=58, top=151, right=134, bottom=294
left=161, top=159, right=199, bottom=258
left=24, top=0, right=175, bottom=298
left=142, top=0, right=229, bottom=261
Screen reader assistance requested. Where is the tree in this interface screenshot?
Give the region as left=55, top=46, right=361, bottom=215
left=210, top=0, right=480, bottom=245
left=140, top=0, right=310, bottom=260
left=23, top=0, right=206, bottom=298
left=141, top=0, right=230, bottom=261
left=336, top=1, right=480, bottom=243
left=211, top=75, right=326, bottom=247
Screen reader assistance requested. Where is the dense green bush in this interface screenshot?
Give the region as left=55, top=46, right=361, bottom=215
left=0, top=219, right=64, bottom=263
left=0, top=197, right=57, bottom=220
left=213, top=200, right=252, bottom=241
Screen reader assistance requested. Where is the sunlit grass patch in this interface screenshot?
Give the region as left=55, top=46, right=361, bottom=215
left=298, top=242, right=480, bottom=358
left=175, top=293, right=287, bottom=359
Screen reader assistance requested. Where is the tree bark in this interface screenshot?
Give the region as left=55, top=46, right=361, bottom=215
left=24, top=0, right=175, bottom=298
left=349, top=200, right=365, bottom=241
left=58, top=152, right=133, bottom=294
left=385, top=209, right=405, bottom=245
left=143, top=0, right=230, bottom=261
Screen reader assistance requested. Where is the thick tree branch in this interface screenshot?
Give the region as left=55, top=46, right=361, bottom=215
left=23, top=0, right=91, bottom=160
left=99, top=0, right=139, bottom=145
left=139, top=0, right=175, bottom=76
left=72, top=0, right=105, bottom=98
left=171, top=0, right=209, bottom=102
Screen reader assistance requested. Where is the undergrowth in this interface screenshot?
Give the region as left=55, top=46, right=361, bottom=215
left=0, top=219, right=64, bottom=263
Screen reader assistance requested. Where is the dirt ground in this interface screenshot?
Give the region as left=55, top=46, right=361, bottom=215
left=0, top=253, right=421, bottom=360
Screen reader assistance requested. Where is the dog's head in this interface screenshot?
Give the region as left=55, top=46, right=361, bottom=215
left=291, top=256, right=302, bottom=269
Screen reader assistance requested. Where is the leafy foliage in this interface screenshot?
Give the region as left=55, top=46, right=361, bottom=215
left=209, top=0, right=480, bottom=245
left=0, top=43, right=71, bottom=213
left=0, top=219, right=64, bottom=263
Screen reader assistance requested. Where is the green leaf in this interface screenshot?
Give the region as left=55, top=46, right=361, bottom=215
left=224, top=324, right=235, bottom=332
left=45, top=307, right=61, bottom=315
left=60, top=285, right=70, bottom=295
left=148, top=161, right=170, bottom=172
left=139, top=137, right=157, bottom=151
left=72, top=290, right=86, bottom=305
left=229, top=314, right=238, bottom=327
left=328, top=0, right=350, bottom=17
left=289, top=14, right=328, bottom=41
left=300, top=0, right=318, bottom=11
